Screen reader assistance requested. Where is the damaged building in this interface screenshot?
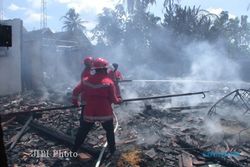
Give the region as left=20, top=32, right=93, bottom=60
left=1, top=81, right=250, bottom=167
left=1, top=2, right=250, bottom=167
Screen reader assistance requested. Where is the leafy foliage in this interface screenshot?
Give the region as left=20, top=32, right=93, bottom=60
left=92, top=2, right=250, bottom=58
left=92, top=5, right=126, bottom=46
left=61, top=8, right=86, bottom=33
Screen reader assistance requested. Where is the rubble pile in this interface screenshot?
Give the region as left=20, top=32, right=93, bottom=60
left=1, top=88, right=250, bottom=167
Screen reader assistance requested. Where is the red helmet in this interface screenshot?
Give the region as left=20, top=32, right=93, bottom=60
left=92, top=58, right=109, bottom=69
left=83, top=56, right=93, bottom=66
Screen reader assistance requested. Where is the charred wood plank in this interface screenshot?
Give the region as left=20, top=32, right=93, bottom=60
left=175, top=136, right=244, bottom=167
left=192, top=158, right=206, bottom=166
left=178, top=152, right=193, bottom=167
left=1, top=105, right=82, bottom=117
left=17, top=117, right=100, bottom=158
left=8, top=115, right=33, bottom=151
left=168, top=105, right=208, bottom=111
left=241, top=147, right=250, bottom=155
left=1, top=116, right=16, bottom=127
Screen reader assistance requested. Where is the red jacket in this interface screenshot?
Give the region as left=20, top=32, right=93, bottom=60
left=72, top=73, right=121, bottom=122
left=108, top=70, right=123, bottom=98
left=108, top=70, right=123, bottom=82
left=79, top=68, right=91, bottom=102
left=81, top=67, right=91, bottom=79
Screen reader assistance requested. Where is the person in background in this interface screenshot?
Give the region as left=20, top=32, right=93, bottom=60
left=108, top=63, right=123, bottom=98
left=72, top=58, right=122, bottom=155
left=81, top=56, right=93, bottom=79
left=0, top=116, right=8, bottom=167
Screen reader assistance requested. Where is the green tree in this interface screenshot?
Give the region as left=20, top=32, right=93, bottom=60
left=124, top=0, right=156, bottom=14
left=61, top=8, right=86, bottom=33
left=212, top=11, right=250, bottom=56
left=92, top=5, right=126, bottom=46
left=163, top=3, right=216, bottom=41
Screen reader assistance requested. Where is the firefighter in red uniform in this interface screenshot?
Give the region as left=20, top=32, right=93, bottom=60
left=81, top=56, right=93, bottom=79
left=72, top=58, right=122, bottom=154
left=108, top=63, right=123, bottom=98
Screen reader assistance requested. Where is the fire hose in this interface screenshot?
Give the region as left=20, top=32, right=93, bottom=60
left=95, top=91, right=207, bottom=167
left=95, top=111, right=119, bottom=167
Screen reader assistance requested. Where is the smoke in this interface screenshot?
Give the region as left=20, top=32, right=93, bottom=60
left=42, top=47, right=80, bottom=86
left=202, top=118, right=225, bottom=145
left=185, top=41, right=240, bottom=81
left=37, top=44, right=82, bottom=102
left=102, top=40, right=243, bottom=109
left=90, top=18, right=250, bottom=146
left=168, top=41, right=241, bottom=106
left=115, top=101, right=145, bottom=123
left=136, top=128, right=160, bottom=145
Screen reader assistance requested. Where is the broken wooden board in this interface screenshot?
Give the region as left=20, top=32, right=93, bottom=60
left=178, top=152, right=193, bottom=167
left=8, top=115, right=33, bottom=150
left=78, top=152, right=92, bottom=161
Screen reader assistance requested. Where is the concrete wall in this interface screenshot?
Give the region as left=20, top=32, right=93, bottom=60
left=0, top=19, right=22, bottom=96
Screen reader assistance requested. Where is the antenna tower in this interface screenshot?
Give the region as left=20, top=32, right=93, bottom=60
left=40, top=0, right=47, bottom=29
left=0, top=0, right=3, bottom=20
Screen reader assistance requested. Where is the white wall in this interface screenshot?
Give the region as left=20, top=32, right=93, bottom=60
left=0, top=19, right=22, bottom=95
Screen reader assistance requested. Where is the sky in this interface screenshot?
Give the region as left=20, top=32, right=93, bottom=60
left=1, top=0, right=250, bottom=32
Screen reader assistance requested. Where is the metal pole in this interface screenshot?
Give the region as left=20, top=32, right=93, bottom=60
left=118, top=79, right=250, bottom=85
left=123, top=91, right=208, bottom=102
left=0, top=91, right=208, bottom=117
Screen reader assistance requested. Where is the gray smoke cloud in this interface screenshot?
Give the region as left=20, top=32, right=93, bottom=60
left=21, top=6, right=250, bottom=146
left=90, top=24, right=250, bottom=145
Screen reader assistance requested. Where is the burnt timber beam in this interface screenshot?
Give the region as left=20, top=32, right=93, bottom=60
left=17, top=116, right=100, bottom=157
left=8, top=115, right=33, bottom=151
left=178, top=152, right=193, bottom=167
left=1, top=116, right=16, bottom=127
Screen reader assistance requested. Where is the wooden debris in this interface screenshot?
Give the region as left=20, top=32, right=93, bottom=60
left=192, top=158, right=206, bottom=165
left=145, top=148, right=157, bottom=159
left=17, top=117, right=100, bottom=157
left=1, top=116, right=16, bottom=127
left=78, top=152, right=92, bottom=161
left=117, top=138, right=137, bottom=146
left=8, top=115, right=33, bottom=150
left=169, top=105, right=209, bottom=112
left=1, top=91, right=250, bottom=167
left=178, top=152, right=193, bottom=167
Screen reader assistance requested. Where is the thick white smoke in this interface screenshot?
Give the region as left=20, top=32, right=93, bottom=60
left=185, top=41, right=240, bottom=81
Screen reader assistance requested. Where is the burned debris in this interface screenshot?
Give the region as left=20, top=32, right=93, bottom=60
left=1, top=3, right=250, bottom=167
left=1, top=85, right=250, bottom=167
left=0, top=115, right=8, bottom=167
